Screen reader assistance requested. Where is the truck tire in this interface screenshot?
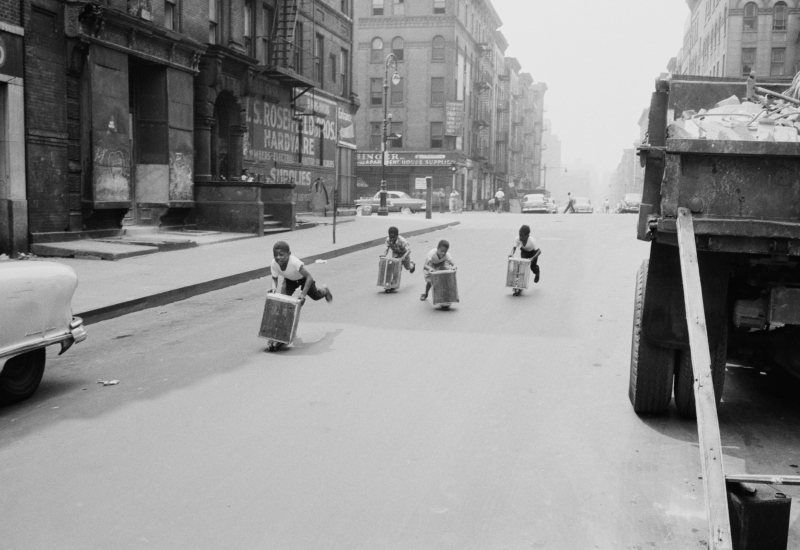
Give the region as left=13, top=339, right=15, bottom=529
left=0, top=348, right=46, bottom=405
left=629, top=260, right=675, bottom=414
left=673, top=337, right=727, bottom=419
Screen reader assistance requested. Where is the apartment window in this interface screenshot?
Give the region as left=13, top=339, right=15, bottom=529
left=372, top=0, right=383, bottom=15
left=341, top=48, right=349, bottom=96
left=293, top=22, right=304, bottom=71
left=208, top=0, right=217, bottom=43
left=315, top=33, right=324, bottom=83
left=432, top=35, right=445, bottom=60
left=330, top=53, right=337, bottom=82
left=393, top=0, right=404, bottom=15
left=772, top=47, right=786, bottom=75
left=434, top=0, right=445, bottom=14
left=341, top=0, right=349, bottom=16
left=392, top=37, right=404, bottom=61
left=430, top=122, right=443, bottom=148
left=371, top=78, right=383, bottom=106
left=262, top=4, right=274, bottom=64
left=244, top=0, right=253, bottom=56
left=370, top=122, right=382, bottom=149
left=391, top=77, right=403, bottom=105
left=371, top=38, right=384, bottom=63
left=165, top=0, right=177, bottom=30
left=742, top=47, right=756, bottom=75
left=390, top=122, right=403, bottom=148
left=774, top=2, right=787, bottom=31
left=743, top=2, right=757, bottom=31
left=431, top=77, right=444, bottom=106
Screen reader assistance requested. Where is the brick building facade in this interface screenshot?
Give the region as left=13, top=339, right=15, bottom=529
left=0, top=0, right=25, bottom=255
left=11, top=0, right=356, bottom=253
left=353, top=0, right=546, bottom=210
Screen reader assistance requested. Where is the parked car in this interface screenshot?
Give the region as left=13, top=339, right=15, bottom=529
left=0, top=260, right=87, bottom=405
left=546, top=198, right=559, bottom=214
left=355, top=191, right=427, bottom=214
left=521, top=193, right=549, bottom=214
left=572, top=197, right=594, bottom=213
left=619, top=192, right=642, bottom=213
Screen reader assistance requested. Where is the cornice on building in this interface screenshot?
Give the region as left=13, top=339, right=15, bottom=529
left=494, top=30, right=508, bottom=52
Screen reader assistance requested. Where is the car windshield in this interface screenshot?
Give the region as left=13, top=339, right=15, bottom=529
left=624, top=193, right=642, bottom=203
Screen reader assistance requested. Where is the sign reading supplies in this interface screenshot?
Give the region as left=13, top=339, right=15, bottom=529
left=445, top=101, right=465, bottom=136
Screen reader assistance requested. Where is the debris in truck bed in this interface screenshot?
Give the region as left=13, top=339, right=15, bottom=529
left=667, top=92, right=800, bottom=142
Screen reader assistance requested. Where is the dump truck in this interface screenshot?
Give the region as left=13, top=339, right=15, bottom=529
left=629, top=75, right=800, bottom=550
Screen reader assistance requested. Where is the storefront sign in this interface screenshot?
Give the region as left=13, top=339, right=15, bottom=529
left=356, top=152, right=461, bottom=167
left=445, top=101, right=465, bottom=136
left=415, top=177, right=430, bottom=190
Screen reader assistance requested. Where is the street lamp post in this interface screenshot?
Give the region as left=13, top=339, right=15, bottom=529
left=379, top=53, right=400, bottom=216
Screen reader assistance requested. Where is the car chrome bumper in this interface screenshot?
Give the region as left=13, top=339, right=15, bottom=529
left=0, top=317, right=87, bottom=363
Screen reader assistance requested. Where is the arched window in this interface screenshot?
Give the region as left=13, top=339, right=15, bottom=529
left=743, top=2, right=758, bottom=32
left=774, top=2, right=787, bottom=31
left=392, top=37, right=404, bottom=61
left=432, top=35, right=445, bottom=60
left=371, top=38, right=384, bottom=63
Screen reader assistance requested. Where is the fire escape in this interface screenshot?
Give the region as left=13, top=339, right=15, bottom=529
left=261, top=0, right=317, bottom=104
left=471, top=43, right=493, bottom=163
left=495, top=68, right=509, bottom=175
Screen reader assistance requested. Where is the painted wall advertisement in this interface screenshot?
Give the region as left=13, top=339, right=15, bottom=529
left=445, top=101, right=465, bottom=136
left=242, top=92, right=355, bottom=191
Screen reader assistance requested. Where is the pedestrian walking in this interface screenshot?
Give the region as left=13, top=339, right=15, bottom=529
left=421, top=240, right=456, bottom=301
left=269, top=241, right=333, bottom=305
left=509, top=225, right=541, bottom=284
left=603, top=197, right=610, bottom=214
left=494, top=188, right=505, bottom=213
left=449, top=189, right=460, bottom=212
left=564, top=192, right=576, bottom=214
left=381, top=226, right=416, bottom=273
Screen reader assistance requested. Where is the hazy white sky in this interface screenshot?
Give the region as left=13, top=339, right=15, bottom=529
left=491, top=0, right=689, bottom=173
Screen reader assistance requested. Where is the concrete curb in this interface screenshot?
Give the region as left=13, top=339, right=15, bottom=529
left=77, top=221, right=460, bottom=325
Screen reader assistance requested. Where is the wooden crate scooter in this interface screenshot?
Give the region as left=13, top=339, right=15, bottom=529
left=258, top=292, right=302, bottom=351
left=430, top=269, right=459, bottom=309
left=506, top=257, right=532, bottom=296
left=378, top=256, right=402, bottom=292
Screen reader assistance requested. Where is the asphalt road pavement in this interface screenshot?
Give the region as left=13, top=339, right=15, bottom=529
left=3, top=213, right=800, bottom=549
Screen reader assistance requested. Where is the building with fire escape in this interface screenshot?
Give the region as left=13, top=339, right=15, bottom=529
left=352, top=0, right=504, bottom=210
left=18, top=0, right=356, bottom=252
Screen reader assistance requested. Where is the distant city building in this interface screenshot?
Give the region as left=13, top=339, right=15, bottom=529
left=352, top=0, right=546, bottom=209
left=676, top=0, right=797, bottom=80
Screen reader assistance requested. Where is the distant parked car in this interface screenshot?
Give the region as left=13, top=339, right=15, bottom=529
left=355, top=191, right=427, bottom=214
left=619, top=193, right=642, bottom=213
left=546, top=198, right=559, bottom=214
left=572, top=197, right=594, bottom=214
left=521, top=194, right=549, bottom=214
left=0, top=260, right=87, bottom=405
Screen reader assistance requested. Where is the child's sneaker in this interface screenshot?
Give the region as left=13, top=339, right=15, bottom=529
left=420, top=293, right=428, bottom=301
left=410, top=262, right=416, bottom=274
left=534, top=269, right=540, bottom=283
left=323, top=285, right=333, bottom=302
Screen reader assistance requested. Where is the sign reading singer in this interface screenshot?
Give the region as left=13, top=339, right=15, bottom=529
left=357, top=152, right=462, bottom=167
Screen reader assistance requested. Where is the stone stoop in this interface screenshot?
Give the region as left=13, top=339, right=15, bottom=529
left=263, top=214, right=292, bottom=235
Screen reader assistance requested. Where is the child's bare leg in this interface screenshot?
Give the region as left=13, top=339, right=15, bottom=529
left=420, top=281, right=431, bottom=300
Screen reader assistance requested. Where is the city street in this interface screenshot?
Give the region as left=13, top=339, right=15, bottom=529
left=3, top=213, right=800, bottom=549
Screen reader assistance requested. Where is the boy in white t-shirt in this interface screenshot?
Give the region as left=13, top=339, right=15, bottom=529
left=420, top=239, right=456, bottom=301
left=509, top=224, right=541, bottom=284
left=269, top=241, right=332, bottom=305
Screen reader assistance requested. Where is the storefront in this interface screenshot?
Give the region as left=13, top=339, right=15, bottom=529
left=0, top=25, right=25, bottom=255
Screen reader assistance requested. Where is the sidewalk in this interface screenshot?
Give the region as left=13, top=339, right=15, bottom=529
left=41, top=214, right=461, bottom=324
